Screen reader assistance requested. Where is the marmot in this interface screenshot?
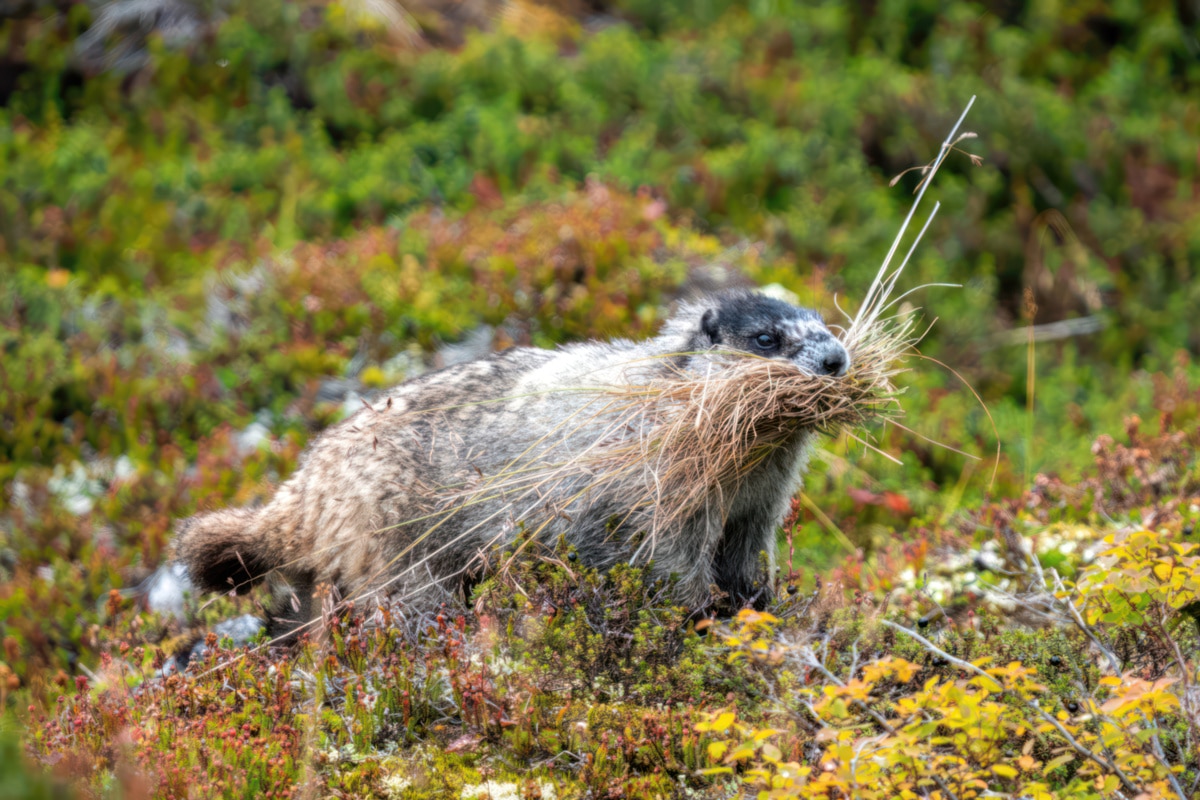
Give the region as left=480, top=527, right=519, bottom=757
left=175, top=290, right=850, bottom=634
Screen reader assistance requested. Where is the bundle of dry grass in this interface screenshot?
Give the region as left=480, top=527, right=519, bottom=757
left=444, top=311, right=914, bottom=563
left=617, top=315, right=914, bottom=523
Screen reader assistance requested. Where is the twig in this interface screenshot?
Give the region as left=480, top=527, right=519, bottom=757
left=1154, top=612, right=1198, bottom=764
left=1136, top=709, right=1187, bottom=800
left=988, top=315, right=1107, bottom=348
left=1048, top=570, right=1123, bottom=676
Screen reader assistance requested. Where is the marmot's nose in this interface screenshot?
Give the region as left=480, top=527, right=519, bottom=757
left=818, top=341, right=849, bottom=377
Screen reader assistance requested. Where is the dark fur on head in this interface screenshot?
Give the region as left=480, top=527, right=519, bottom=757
left=696, top=291, right=848, bottom=377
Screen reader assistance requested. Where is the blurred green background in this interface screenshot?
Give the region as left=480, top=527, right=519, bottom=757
left=1, top=0, right=1198, bottom=715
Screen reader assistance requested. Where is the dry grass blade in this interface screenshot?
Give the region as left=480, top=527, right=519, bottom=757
left=850, top=95, right=977, bottom=343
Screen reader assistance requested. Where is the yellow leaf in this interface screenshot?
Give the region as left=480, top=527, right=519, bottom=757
left=1153, top=562, right=1173, bottom=581
left=1043, top=753, right=1076, bottom=774
left=699, top=767, right=733, bottom=776
left=707, top=741, right=728, bottom=761
left=696, top=711, right=736, bottom=733
left=1151, top=676, right=1180, bottom=692
left=752, top=727, right=781, bottom=743
left=991, top=764, right=1019, bottom=778
left=712, top=711, right=735, bottom=731
left=728, top=744, right=756, bottom=762
left=862, top=656, right=921, bottom=685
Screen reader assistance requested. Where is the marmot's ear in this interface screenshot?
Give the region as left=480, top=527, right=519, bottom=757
left=700, top=308, right=721, bottom=345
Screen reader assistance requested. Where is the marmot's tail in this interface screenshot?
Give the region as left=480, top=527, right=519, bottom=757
left=175, top=508, right=280, bottom=594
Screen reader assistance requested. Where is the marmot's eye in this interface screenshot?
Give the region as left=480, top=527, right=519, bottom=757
left=754, top=333, right=777, bottom=349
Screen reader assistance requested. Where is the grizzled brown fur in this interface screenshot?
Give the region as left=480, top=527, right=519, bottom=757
left=175, top=290, right=850, bottom=635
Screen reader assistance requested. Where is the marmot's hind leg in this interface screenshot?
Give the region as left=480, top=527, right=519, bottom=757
left=262, top=575, right=318, bottom=644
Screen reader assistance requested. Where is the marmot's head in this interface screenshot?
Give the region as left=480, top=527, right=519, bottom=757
left=694, top=290, right=849, bottom=377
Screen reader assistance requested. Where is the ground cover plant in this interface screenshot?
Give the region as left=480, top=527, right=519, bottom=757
left=3, top=0, right=1200, bottom=797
